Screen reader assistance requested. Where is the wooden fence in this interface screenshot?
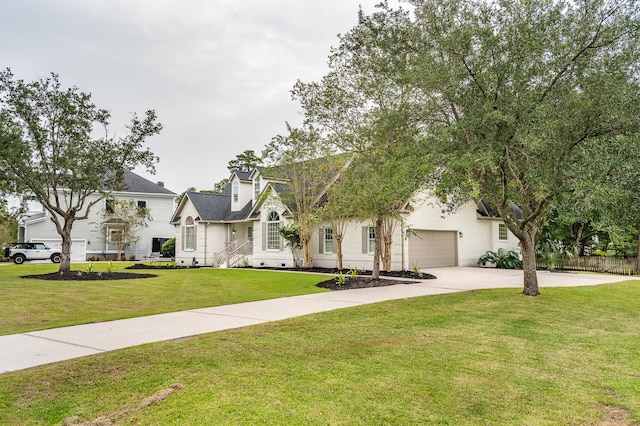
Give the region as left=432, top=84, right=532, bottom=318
left=537, top=256, right=638, bottom=276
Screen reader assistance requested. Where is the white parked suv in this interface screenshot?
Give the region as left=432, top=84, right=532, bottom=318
left=5, top=242, right=62, bottom=264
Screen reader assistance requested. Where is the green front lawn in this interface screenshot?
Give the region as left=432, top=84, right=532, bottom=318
left=0, top=262, right=328, bottom=335
left=1, top=280, right=639, bottom=425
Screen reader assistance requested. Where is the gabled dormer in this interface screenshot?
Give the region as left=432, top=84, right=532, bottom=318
left=250, top=165, right=292, bottom=205
left=229, top=170, right=253, bottom=212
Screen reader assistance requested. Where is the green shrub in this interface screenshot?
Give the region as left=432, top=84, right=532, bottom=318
left=161, top=238, right=176, bottom=257
left=411, top=262, right=424, bottom=278
left=478, top=248, right=522, bottom=269
left=335, top=272, right=349, bottom=286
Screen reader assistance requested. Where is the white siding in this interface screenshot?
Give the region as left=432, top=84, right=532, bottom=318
left=298, top=193, right=520, bottom=271
left=403, top=194, right=519, bottom=267
left=230, top=175, right=253, bottom=213
left=311, top=220, right=405, bottom=271
left=22, top=190, right=176, bottom=261
left=251, top=196, right=292, bottom=267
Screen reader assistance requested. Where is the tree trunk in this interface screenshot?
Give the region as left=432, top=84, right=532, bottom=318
left=301, top=233, right=312, bottom=268
left=573, top=222, right=584, bottom=257
left=59, top=221, right=73, bottom=274
left=372, top=217, right=383, bottom=279
left=383, top=236, right=392, bottom=272
left=336, top=234, right=343, bottom=271
left=520, top=231, right=540, bottom=296
left=381, top=217, right=395, bottom=272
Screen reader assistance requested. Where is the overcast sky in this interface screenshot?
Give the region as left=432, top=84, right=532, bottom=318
left=1, top=0, right=404, bottom=195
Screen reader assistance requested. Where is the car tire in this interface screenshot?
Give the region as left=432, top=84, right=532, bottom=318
left=51, top=253, right=62, bottom=263
left=13, top=254, right=26, bottom=264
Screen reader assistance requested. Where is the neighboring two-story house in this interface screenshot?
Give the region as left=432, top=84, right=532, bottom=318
left=170, top=167, right=519, bottom=270
left=19, top=171, right=176, bottom=261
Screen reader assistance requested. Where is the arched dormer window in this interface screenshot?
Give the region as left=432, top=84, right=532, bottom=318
left=266, top=211, right=280, bottom=250
left=232, top=181, right=239, bottom=202
left=184, top=216, right=195, bottom=251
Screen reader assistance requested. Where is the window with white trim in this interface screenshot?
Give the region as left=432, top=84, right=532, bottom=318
left=232, top=181, right=239, bottom=202
left=498, top=223, right=508, bottom=241
left=368, top=226, right=376, bottom=253
left=185, top=216, right=195, bottom=251
left=266, top=211, right=280, bottom=250
left=254, top=179, right=260, bottom=199
left=324, top=228, right=333, bottom=254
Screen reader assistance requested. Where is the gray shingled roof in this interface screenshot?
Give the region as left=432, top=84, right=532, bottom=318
left=123, top=170, right=176, bottom=195
left=476, top=198, right=523, bottom=219
left=187, top=191, right=253, bottom=222
left=234, top=171, right=252, bottom=182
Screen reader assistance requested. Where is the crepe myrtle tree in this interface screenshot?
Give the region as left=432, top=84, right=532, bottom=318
left=262, top=124, right=346, bottom=268
left=95, top=198, right=152, bottom=261
left=0, top=69, right=161, bottom=273
left=294, top=3, right=431, bottom=278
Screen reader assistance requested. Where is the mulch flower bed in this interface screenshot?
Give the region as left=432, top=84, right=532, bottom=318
left=253, top=266, right=437, bottom=291
left=316, top=276, right=418, bottom=290
left=22, top=271, right=157, bottom=281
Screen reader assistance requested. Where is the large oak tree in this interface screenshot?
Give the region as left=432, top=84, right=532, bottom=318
left=0, top=70, right=161, bottom=273
left=408, top=0, right=640, bottom=295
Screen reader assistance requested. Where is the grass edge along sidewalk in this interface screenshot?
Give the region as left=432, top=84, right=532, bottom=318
left=0, top=281, right=639, bottom=425
left=0, top=263, right=330, bottom=335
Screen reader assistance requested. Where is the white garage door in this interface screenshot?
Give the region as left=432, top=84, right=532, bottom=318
left=408, top=230, right=458, bottom=268
left=31, top=239, right=87, bottom=262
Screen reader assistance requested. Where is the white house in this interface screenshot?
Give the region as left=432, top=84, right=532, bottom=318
left=170, top=167, right=519, bottom=270
left=19, top=171, right=176, bottom=261
left=170, top=171, right=257, bottom=267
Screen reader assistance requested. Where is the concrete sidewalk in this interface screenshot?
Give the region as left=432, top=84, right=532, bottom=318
left=0, top=267, right=629, bottom=374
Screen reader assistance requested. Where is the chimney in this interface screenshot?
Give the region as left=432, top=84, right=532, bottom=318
left=157, top=181, right=164, bottom=188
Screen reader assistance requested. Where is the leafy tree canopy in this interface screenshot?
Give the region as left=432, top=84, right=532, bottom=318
left=95, top=198, right=152, bottom=260
left=227, top=149, right=263, bottom=172
left=293, top=3, right=434, bottom=276
left=408, top=0, right=640, bottom=294
left=262, top=124, right=345, bottom=268
left=308, top=0, right=640, bottom=292
left=0, top=69, right=162, bottom=272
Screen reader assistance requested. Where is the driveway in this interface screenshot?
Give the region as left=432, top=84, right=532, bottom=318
left=0, top=267, right=631, bottom=374
left=424, top=266, right=628, bottom=290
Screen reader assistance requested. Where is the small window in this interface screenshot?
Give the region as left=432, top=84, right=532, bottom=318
left=248, top=226, right=254, bottom=242
left=368, top=226, right=376, bottom=253
left=137, top=200, right=147, bottom=208
left=185, top=216, right=196, bottom=251
left=324, top=228, right=333, bottom=254
left=267, top=211, right=280, bottom=250
left=498, top=223, right=508, bottom=241
left=105, top=199, right=114, bottom=214
left=233, top=181, right=239, bottom=202
left=254, top=179, right=260, bottom=199
left=107, top=226, right=123, bottom=244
